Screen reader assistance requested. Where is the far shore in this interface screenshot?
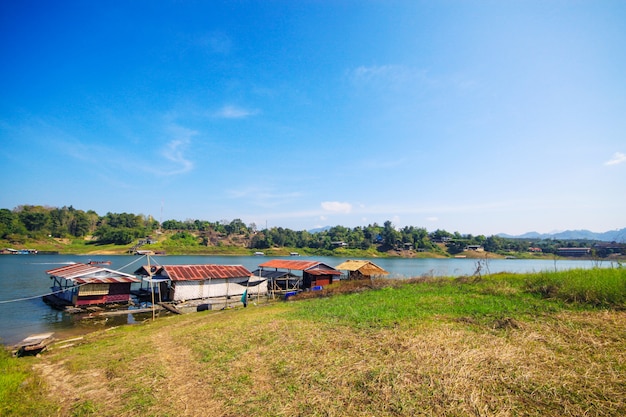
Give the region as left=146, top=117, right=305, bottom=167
left=2, top=245, right=623, bottom=262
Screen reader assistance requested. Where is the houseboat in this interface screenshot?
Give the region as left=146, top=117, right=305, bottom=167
left=134, top=264, right=268, bottom=305
left=44, top=263, right=140, bottom=310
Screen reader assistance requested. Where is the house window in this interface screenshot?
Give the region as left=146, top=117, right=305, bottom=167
left=79, top=283, right=109, bottom=296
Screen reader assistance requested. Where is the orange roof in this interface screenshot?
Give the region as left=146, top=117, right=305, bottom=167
left=258, top=259, right=321, bottom=270
left=258, top=259, right=340, bottom=274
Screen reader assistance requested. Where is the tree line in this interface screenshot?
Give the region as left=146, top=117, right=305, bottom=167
left=2, top=205, right=621, bottom=257
left=0, top=205, right=158, bottom=245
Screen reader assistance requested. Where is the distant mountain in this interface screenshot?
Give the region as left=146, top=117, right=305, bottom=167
left=498, top=228, right=626, bottom=242
left=308, top=226, right=332, bottom=234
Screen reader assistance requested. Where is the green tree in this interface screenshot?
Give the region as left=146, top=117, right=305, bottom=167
left=17, top=206, right=49, bottom=234
left=69, top=210, right=91, bottom=237
left=483, top=235, right=503, bottom=252
left=0, top=209, right=18, bottom=238
left=382, top=221, right=401, bottom=249
left=49, top=207, right=70, bottom=237
left=93, top=226, right=136, bottom=245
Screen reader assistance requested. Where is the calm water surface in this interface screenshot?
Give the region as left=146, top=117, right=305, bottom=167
left=0, top=253, right=607, bottom=345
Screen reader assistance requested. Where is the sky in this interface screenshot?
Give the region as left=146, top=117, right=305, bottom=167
left=1, top=1, right=625, bottom=236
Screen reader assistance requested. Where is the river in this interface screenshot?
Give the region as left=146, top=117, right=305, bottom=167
left=0, top=253, right=611, bottom=346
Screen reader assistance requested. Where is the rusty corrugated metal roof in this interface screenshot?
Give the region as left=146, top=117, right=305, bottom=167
left=161, top=264, right=252, bottom=281
left=74, top=276, right=138, bottom=284
left=46, top=263, right=139, bottom=283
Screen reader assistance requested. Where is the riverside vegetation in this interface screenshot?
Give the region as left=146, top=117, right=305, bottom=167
left=2, top=267, right=625, bottom=416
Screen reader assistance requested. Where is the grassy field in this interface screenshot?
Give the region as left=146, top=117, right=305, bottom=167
left=2, top=268, right=625, bottom=416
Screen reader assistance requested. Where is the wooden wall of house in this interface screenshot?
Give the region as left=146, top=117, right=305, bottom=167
left=303, top=273, right=335, bottom=289
left=75, top=283, right=132, bottom=306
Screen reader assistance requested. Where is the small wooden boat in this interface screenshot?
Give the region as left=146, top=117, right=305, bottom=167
left=87, top=260, right=112, bottom=265
left=13, top=332, right=55, bottom=357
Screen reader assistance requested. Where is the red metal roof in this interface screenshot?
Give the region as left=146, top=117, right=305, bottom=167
left=46, top=263, right=139, bottom=283
left=161, top=264, right=252, bottom=281
left=258, top=259, right=340, bottom=274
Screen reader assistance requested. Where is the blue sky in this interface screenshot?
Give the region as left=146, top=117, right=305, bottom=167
left=1, top=1, right=624, bottom=236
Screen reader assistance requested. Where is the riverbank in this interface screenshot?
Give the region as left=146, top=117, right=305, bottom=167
left=3, top=269, right=625, bottom=416
left=4, top=236, right=621, bottom=261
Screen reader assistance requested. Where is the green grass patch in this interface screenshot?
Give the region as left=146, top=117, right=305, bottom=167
left=0, top=349, right=57, bottom=417
left=525, top=267, right=626, bottom=308
left=291, top=275, right=564, bottom=329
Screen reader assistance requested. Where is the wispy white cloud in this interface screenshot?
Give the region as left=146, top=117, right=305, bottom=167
left=349, top=64, right=477, bottom=95
left=604, top=152, right=626, bottom=166
left=321, top=201, right=352, bottom=213
left=156, top=125, right=197, bottom=176
left=214, top=105, right=259, bottom=119
left=349, top=64, right=432, bottom=90
left=161, top=139, right=194, bottom=175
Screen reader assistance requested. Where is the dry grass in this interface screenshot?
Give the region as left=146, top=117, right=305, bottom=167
left=21, top=302, right=624, bottom=417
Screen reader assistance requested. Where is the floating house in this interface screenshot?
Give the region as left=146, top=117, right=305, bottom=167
left=45, top=263, right=140, bottom=308
left=334, top=260, right=389, bottom=280
left=134, top=264, right=266, bottom=302
left=257, top=259, right=341, bottom=289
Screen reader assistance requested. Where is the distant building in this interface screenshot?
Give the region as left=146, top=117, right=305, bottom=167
left=592, top=242, right=623, bottom=256
left=464, top=245, right=484, bottom=252
left=556, top=247, right=591, bottom=257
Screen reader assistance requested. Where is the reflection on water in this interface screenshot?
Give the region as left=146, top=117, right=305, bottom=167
left=38, top=311, right=157, bottom=343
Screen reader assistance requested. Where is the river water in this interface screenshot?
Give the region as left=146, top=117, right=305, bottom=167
left=0, top=253, right=610, bottom=346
